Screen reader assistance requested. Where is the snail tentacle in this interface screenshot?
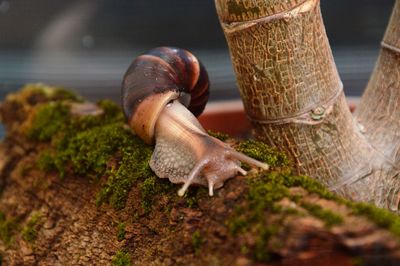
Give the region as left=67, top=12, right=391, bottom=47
left=178, top=158, right=209, bottom=197
left=236, top=166, right=248, bottom=176
left=208, top=177, right=217, bottom=196
left=228, top=150, right=270, bottom=170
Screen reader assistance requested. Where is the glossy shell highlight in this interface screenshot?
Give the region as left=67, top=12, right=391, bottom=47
left=121, top=47, right=210, bottom=144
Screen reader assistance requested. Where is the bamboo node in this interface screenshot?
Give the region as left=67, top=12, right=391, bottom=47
left=221, top=0, right=319, bottom=34
left=311, top=107, right=326, bottom=121
left=247, top=81, right=343, bottom=126
left=381, top=41, right=400, bottom=55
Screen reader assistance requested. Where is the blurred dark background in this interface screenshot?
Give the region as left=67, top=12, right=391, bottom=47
left=0, top=0, right=396, bottom=137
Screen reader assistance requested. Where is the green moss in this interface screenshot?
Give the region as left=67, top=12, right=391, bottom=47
left=226, top=171, right=291, bottom=261
left=25, top=92, right=160, bottom=210
left=191, top=229, right=205, bottom=254
left=253, top=226, right=277, bottom=262
left=139, top=176, right=176, bottom=213
left=184, top=188, right=208, bottom=208
left=237, top=140, right=290, bottom=168
left=111, top=250, right=132, bottom=266
left=23, top=87, right=400, bottom=242
left=227, top=170, right=346, bottom=262
left=349, top=202, right=400, bottom=237
left=38, top=123, right=135, bottom=178
left=275, top=175, right=400, bottom=234
left=140, top=176, right=158, bottom=212
left=282, top=175, right=340, bottom=202
left=37, top=150, right=55, bottom=172
left=97, top=99, right=125, bottom=122
left=301, top=202, right=343, bottom=227
left=62, top=124, right=133, bottom=176
left=227, top=165, right=400, bottom=262
left=240, top=245, right=249, bottom=255
left=22, top=211, right=42, bottom=243
left=227, top=211, right=248, bottom=236
left=207, top=130, right=230, bottom=142
left=96, top=139, right=155, bottom=210
left=27, top=103, right=70, bottom=141
left=51, top=87, right=81, bottom=101
left=117, top=222, right=126, bottom=241
left=0, top=211, right=19, bottom=247
left=18, top=83, right=81, bottom=103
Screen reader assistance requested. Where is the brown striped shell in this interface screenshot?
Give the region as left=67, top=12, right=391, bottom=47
left=121, top=47, right=210, bottom=144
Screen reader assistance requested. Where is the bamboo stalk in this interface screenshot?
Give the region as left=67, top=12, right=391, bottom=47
left=356, top=0, right=400, bottom=166
left=215, top=0, right=400, bottom=211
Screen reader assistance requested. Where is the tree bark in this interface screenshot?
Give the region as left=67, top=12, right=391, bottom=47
left=1, top=86, right=400, bottom=264
left=356, top=0, right=400, bottom=167
left=215, top=0, right=400, bottom=211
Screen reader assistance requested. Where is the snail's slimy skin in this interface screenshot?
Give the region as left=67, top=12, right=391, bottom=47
left=150, top=100, right=269, bottom=196
left=122, top=47, right=268, bottom=196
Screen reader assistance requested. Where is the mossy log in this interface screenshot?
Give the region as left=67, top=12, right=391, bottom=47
left=0, top=85, right=400, bottom=265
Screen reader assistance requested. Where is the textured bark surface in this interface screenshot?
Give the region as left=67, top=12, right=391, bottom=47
left=215, top=0, right=400, bottom=211
left=356, top=0, right=400, bottom=167
left=1, top=87, right=400, bottom=265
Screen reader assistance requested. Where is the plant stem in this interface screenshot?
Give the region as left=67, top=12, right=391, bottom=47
left=215, top=0, right=400, bottom=211
left=356, top=0, right=400, bottom=167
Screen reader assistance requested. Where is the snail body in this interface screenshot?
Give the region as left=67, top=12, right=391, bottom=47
left=122, top=47, right=269, bottom=196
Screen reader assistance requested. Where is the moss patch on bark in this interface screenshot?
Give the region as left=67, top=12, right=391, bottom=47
left=111, top=250, right=132, bottom=266
left=22, top=211, right=42, bottom=243
left=0, top=212, right=19, bottom=247
left=4, top=84, right=400, bottom=264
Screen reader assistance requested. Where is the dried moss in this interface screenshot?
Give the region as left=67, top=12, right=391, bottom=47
left=111, top=250, right=132, bottom=266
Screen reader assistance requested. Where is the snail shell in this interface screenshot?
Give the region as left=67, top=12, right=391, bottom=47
left=121, top=47, right=209, bottom=144
left=122, top=47, right=268, bottom=196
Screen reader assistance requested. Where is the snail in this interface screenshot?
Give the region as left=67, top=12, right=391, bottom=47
left=121, top=47, right=269, bottom=196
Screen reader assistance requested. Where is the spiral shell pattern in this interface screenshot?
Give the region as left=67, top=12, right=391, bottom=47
left=122, top=47, right=209, bottom=120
